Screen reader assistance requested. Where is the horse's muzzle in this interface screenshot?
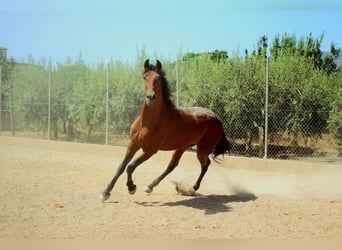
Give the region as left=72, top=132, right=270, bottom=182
left=145, top=92, right=156, bottom=106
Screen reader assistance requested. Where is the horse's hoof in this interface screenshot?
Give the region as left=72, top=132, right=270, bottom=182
left=128, top=187, right=137, bottom=195
left=101, top=191, right=111, bottom=202
left=144, top=186, right=153, bottom=193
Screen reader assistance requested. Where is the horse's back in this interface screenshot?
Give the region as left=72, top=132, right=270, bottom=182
left=176, top=107, right=222, bottom=128
left=178, top=106, right=217, bottom=120
left=178, top=106, right=224, bottom=147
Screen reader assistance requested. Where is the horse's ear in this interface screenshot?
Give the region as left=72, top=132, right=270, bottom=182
left=156, top=60, right=162, bottom=70
left=144, top=59, right=150, bottom=70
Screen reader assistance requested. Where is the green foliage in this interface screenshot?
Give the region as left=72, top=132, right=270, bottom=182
left=327, top=71, right=342, bottom=156
left=0, top=58, right=16, bottom=132
left=11, top=63, right=48, bottom=131
left=270, top=32, right=340, bottom=75
left=269, top=54, right=331, bottom=142
left=57, top=63, right=105, bottom=139
left=181, top=50, right=228, bottom=63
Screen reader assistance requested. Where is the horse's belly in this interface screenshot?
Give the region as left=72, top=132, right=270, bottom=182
left=157, top=127, right=203, bottom=151
left=158, top=139, right=193, bottom=151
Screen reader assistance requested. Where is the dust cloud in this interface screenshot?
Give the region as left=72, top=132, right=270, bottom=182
left=204, top=166, right=342, bottom=201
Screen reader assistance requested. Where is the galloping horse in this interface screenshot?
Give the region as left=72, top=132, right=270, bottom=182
left=101, top=59, right=230, bottom=201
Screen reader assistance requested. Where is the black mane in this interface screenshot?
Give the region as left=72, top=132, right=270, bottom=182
left=143, top=62, right=175, bottom=107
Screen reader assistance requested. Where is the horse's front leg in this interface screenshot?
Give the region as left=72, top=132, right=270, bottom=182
left=126, top=150, right=156, bottom=194
left=101, top=141, right=139, bottom=201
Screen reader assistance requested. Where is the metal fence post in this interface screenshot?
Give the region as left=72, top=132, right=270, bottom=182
left=47, top=64, right=51, bottom=140
left=9, top=76, right=14, bottom=136
left=0, top=65, right=2, bottom=135
left=264, top=57, right=269, bottom=159
left=176, top=58, right=179, bottom=107
left=105, top=63, right=109, bottom=145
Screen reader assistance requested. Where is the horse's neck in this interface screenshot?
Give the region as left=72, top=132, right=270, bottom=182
left=141, top=100, right=166, bottom=128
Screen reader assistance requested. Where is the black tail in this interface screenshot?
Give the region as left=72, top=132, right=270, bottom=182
left=213, top=133, right=230, bottom=160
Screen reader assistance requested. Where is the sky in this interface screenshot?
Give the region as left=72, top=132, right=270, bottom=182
left=1, top=0, right=342, bottom=65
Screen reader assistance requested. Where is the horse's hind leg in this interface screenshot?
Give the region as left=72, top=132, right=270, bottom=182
left=193, top=129, right=221, bottom=191
left=193, top=153, right=211, bottom=191
left=145, top=148, right=186, bottom=193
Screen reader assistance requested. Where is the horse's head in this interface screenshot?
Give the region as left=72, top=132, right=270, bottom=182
left=143, top=59, right=163, bottom=106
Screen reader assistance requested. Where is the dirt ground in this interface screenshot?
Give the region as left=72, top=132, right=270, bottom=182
left=1, top=136, right=342, bottom=239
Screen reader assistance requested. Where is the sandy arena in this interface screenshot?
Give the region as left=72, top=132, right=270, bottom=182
left=1, top=136, right=342, bottom=239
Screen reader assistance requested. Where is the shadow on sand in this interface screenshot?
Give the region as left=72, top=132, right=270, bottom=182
left=135, top=193, right=257, bottom=215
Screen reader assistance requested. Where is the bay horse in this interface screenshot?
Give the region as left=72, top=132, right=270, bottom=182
left=101, top=59, right=230, bottom=201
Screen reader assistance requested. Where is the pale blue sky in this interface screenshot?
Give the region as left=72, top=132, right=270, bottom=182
left=1, top=0, right=342, bottom=65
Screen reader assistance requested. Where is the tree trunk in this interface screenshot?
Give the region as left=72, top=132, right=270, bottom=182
left=86, top=124, right=93, bottom=142
left=53, top=118, right=58, bottom=139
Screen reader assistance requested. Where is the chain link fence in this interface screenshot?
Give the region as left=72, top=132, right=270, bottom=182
left=0, top=56, right=341, bottom=163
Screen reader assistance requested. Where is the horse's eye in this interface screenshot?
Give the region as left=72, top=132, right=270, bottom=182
left=143, top=76, right=146, bottom=80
